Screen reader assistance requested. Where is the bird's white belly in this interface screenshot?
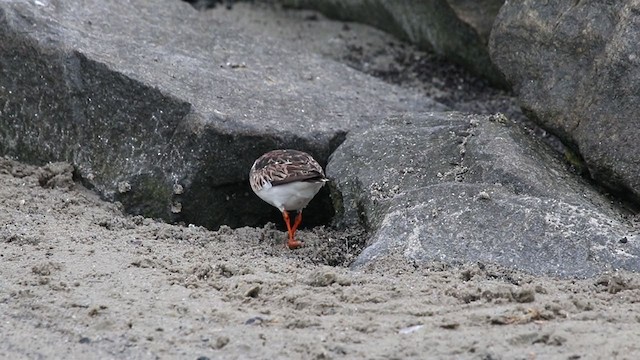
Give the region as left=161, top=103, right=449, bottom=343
left=255, top=181, right=324, bottom=211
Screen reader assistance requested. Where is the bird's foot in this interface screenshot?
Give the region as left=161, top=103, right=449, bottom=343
left=287, top=239, right=303, bottom=250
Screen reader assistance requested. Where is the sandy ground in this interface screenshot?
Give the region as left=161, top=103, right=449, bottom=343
left=3, top=3, right=640, bottom=360
left=2, top=159, right=640, bottom=359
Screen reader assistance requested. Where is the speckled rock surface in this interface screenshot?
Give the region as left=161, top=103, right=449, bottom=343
left=0, top=0, right=443, bottom=228
left=281, top=0, right=506, bottom=86
left=328, top=112, right=639, bottom=277
left=490, top=1, right=640, bottom=202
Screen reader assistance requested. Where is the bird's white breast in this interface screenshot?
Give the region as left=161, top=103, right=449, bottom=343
left=254, top=180, right=324, bottom=212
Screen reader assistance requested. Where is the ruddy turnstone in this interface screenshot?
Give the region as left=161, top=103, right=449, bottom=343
left=249, top=149, right=328, bottom=249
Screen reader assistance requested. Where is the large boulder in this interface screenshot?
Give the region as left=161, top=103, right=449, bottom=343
left=490, top=1, right=640, bottom=202
left=0, top=0, right=444, bottom=228
left=281, top=0, right=507, bottom=87
left=327, top=112, right=639, bottom=278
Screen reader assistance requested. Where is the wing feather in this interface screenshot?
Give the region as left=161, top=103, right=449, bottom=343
left=249, top=149, right=326, bottom=192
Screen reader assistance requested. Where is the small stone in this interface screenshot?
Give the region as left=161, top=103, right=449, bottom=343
left=117, top=181, right=131, bottom=193
left=213, top=336, right=230, bottom=349
left=170, top=202, right=182, bottom=213
left=79, top=337, right=91, bottom=344
left=307, top=271, right=337, bottom=287
left=534, top=285, right=548, bottom=294
left=398, top=324, right=424, bottom=334
left=607, top=276, right=628, bottom=294
left=244, top=316, right=264, bottom=325
left=439, top=322, right=460, bottom=330
left=476, top=191, right=491, bottom=200
left=511, top=288, right=535, bottom=303
left=489, top=113, right=509, bottom=124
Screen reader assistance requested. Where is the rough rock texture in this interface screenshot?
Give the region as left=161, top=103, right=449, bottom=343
left=0, top=0, right=443, bottom=229
left=328, top=112, right=639, bottom=278
left=490, top=1, right=640, bottom=202
left=448, top=0, right=504, bottom=41
left=281, top=0, right=506, bottom=86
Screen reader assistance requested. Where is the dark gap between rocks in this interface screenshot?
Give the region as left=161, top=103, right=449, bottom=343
left=177, top=180, right=336, bottom=230
left=93, top=167, right=369, bottom=268
left=173, top=146, right=368, bottom=268
left=182, top=0, right=235, bottom=10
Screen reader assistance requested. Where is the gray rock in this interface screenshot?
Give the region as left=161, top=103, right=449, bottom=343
left=281, top=0, right=507, bottom=86
left=328, top=112, right=638, bottom=277
left=489, top=1, right=640, bottom=202
left=0, top=0, right=444, bottom=228
left=447, top=0, right=504, bottom=42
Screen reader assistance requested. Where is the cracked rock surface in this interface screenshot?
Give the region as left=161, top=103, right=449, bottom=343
left=0, top=0, right=444, bottom=229
left=328, top=112, right=640, bottom=277
left=490, top=1, right=640, bottom=201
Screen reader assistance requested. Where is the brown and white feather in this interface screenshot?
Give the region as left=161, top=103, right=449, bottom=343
left=249, top=149, right=327, bottom=212
left=250, top=149, right=326, bottom=192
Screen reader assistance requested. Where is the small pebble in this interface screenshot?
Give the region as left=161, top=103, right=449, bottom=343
left=440, top=322, right=460, bottom=330
left=245, top=316, right=264, bottom=325
left=214, top=336, right=230, bottom=349
left=307, top=271, right=337, bottom=287
left=476, top=191, right=491, bottom=200
left=398, top=324, right=424, bottom=334
left=117, top=181, right=131, bottom=193
left=511, top=288, right=535, bottom=303
left=170, top=202, right=182, bottom=214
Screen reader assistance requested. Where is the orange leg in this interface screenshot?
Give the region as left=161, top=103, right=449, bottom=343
left=282, top=210, right=303, bottom=249
left=291, top=211, right=303, bottom=234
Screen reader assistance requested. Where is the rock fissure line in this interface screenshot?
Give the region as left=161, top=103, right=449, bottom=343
left=455, top=120, right=477, bottom=182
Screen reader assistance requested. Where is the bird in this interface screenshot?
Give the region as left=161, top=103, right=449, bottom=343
left=249, top=149, right=328, bottom=249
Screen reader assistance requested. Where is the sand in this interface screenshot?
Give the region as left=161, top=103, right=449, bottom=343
left=1, top=158, right=640, bottom=359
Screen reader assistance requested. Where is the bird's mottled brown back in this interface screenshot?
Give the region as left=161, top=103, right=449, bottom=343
left=250, top=149, right=326, bottom=192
